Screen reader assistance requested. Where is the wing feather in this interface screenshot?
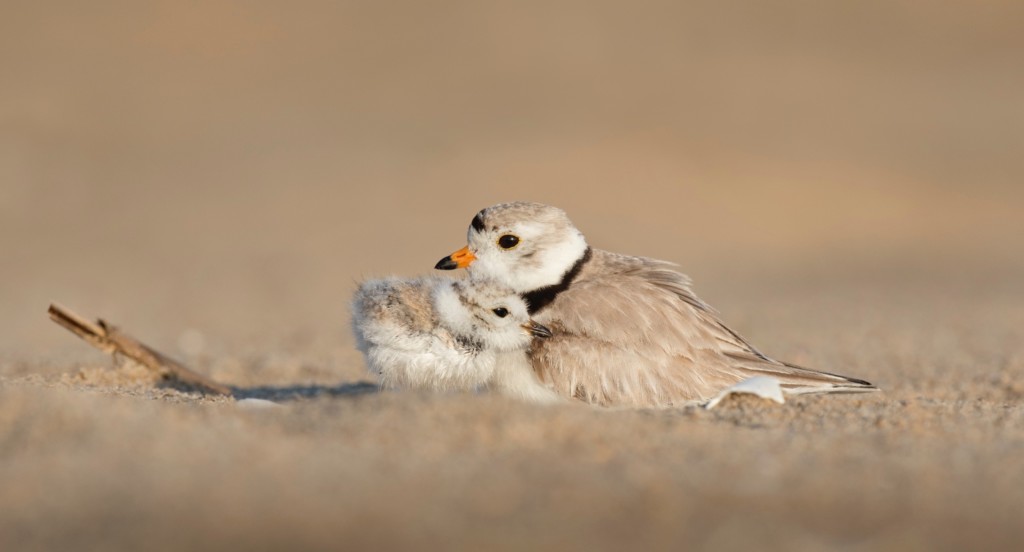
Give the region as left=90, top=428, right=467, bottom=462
left=529, top=250, right=875, bottom=406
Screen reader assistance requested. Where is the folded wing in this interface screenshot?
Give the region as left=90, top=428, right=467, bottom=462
left=529, top=251, right=875, bottom=406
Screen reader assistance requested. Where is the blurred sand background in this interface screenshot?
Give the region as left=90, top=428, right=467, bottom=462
left=2, top=1, right=1023, bottom=550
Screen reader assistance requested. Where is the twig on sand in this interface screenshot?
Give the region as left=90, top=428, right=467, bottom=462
left=47, top=303, right=233, bottom=396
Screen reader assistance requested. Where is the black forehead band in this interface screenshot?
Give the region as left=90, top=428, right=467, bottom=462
left=470, top=212, right=486, bottom=232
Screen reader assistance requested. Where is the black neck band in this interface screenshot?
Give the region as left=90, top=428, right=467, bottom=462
left=522, top=247, right=592, bottom=315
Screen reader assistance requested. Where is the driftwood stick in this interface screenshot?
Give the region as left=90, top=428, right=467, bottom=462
left=48, top=303, right=233, bottom=396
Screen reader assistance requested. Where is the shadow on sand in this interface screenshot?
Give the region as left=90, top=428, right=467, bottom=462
left=230, top=381, right=381, bottom=402
left=154, top=378, right=381, bottom=403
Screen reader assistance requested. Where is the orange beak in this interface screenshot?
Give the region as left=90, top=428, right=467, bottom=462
left=434, top=246, right=477, bottom=270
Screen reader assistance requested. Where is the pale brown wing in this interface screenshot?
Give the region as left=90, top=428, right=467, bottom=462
left=529, top=251, right=875, bottom=406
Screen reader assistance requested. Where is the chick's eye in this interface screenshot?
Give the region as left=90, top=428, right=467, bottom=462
left=497, top=235, right=520, bottom=249
left=492, top=307, right=509, bottom=318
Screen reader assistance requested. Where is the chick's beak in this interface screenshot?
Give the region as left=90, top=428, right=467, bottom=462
left=435, top=246, right=476, bottom=270
left=523, top=320, right=553, bottom=339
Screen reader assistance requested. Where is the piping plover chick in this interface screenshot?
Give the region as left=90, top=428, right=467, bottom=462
left=352, top=276, right=561, bottom=402
left=435, top=201, right=876, bottom=407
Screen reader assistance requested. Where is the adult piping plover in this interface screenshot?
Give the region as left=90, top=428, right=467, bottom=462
left=352, top=276, right=562, bottom=403
left=435, top=201, right=877, bottom=407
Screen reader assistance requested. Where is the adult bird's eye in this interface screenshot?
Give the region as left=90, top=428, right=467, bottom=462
left=497, top=234, right=520, bottom=249
left=492, top=307, right=509, bottom=318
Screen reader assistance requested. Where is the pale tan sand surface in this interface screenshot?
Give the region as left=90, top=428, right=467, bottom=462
left=2, top=1, right=1023, bottom=550
left=4, top=268, right=1023, bottom=551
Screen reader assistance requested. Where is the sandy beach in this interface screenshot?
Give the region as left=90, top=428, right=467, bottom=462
left=2, top=2, right=1023, bottom=550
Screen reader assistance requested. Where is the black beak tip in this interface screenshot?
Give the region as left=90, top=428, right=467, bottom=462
left=435, top=256, right=458, bottom=270
left=532, top=323, right=553, bottom=339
